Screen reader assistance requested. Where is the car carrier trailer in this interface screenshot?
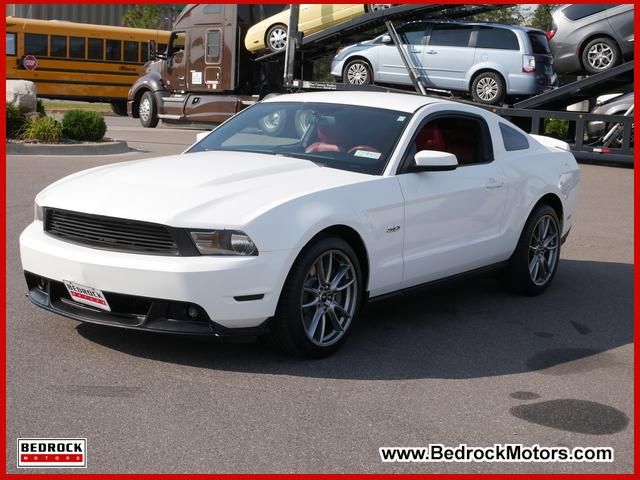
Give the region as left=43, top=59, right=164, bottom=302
left=128, top=3, right=633, bottom=165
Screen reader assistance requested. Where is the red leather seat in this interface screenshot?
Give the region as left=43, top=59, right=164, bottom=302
left=414, top=123, right=447, bottom=152
left=306, top=125, right=345, bottom=153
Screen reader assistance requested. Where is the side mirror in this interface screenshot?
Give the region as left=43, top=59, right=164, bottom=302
left=381, top=34, right=392, bottom=44
left=412, top=150, right=458, bottom=172
left=196, top=131, right=210, bottom=143
left=149, top=40, right=167, bottom=60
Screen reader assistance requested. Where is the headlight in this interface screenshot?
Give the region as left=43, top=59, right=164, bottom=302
left=34, top=201, right=43, bottom=222
left=190, top=230, right=258, bottom=256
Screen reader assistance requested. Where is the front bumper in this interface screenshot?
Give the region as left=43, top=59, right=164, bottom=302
left=20, top=222, right=293, bottom=332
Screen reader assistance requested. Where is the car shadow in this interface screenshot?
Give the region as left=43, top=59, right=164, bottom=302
left=76, top=259, right=633, bottom=380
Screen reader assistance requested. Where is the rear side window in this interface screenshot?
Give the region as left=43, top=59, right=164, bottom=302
left=562, top=4, right=615, bottom=21
left=6, top=33, right=16, bottom=55
left=528, top=32, right=551, bottom=54
left=499, top=123, right=529, bottom=151
left=476, top=27, right=519, bottom=50
left=429, top=25, right=472, bottom=47
left=124, top=41, right=138, bottom=62
left=69, top=37, right=85, bottom=58
left=206, top=30, right=221, bottom=63
left=50, top=35, right=67, bottom=57
left=88, top=38, right=103, bottom=60
left=106, top=39, right=121, bottom=61
left=24, top=33, right=48, bottom=56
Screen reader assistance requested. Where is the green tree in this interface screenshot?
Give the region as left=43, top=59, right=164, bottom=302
left=122, top=5, right=170, bottom=30
left=528, top=4, right=557, bottom=31
left=471, top=5, right=526, bottom=26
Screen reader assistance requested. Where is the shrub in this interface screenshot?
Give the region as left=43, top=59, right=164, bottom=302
left=20, top=116, right=63, bottom=143
left=36, top=99, right=46, bottom=116
left=62, top=110, right=107, bottom=141
left=6, top=103, right=26, bottom=139
left=544, top=118, right=570, bottom=139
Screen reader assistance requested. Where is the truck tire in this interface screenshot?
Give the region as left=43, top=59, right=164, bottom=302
left=139, top=91, right=159, bottom=128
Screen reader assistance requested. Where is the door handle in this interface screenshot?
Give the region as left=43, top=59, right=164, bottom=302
left=178, top=76, right=185, bottom=80
left=410, top=49, right=422, bottom=53
left=485, top=178, right=505, bottom=189
left=425, top=50, right=438, bottom=55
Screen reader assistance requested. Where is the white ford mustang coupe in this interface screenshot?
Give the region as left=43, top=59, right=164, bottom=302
left=20, top=92, right=579, bottom=358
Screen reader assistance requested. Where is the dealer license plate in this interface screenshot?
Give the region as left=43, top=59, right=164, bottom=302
left=63, top=280, right=111, bottom=312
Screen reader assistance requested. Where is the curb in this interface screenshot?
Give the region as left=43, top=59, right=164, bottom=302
left=6, top=140, right=129, bottom=156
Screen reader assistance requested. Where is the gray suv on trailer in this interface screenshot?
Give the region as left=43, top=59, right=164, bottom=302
left=548, top=4, right=634, bottom=75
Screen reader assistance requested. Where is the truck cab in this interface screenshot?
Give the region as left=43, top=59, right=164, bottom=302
left=127, top=4, right=285, bottom=127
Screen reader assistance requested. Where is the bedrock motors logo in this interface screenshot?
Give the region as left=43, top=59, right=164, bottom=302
left=17, top=438, right=87, bottom=468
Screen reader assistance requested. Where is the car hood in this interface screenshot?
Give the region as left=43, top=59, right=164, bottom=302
left=37, top=150, right=372, bottom=229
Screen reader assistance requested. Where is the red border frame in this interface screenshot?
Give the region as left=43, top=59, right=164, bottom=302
left=2, top=1, right=638, bottom=478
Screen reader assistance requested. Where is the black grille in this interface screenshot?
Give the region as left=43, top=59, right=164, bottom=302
left=45, top=208, right=180, bottom=255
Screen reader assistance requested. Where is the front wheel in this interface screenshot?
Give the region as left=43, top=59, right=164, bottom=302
left=471, top=71, right=505, bottom=105
left=138, top=91, right=159, bottom=128
left=270, top=236, right=363, bottom=358
left=502, top=205, right=561, bottom=296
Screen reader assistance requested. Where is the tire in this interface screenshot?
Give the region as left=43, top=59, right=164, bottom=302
left=110, top=101, right=127, bottom=116
left=582, top=37, right=620, bottom=75
left=269, top=236, right=363, bottom=358
left=471, top=71, right=505, bottom=105
left=343, top=59, right=373, bottom=86
left=502, top=204, right=561, bottom=296
left=138, top=91, right=159, bottom=128
left=266, top=24, right=288, bottom=53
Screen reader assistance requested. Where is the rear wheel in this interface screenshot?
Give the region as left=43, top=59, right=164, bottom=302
left=502, top=204, right=561, bottom=296
left=471, top=71, right=505, bottom=105
left=269, top=236, right=362, bottom=358
left=139, top=91, right=159, bottom=128
left=582, top=37, right=620, bottom=74
left=344, top=59, right=373, bottom=85
left=266, top=24, right=288, bottom=53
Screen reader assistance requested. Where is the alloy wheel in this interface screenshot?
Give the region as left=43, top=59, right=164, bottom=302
left=587, top=43, right=614, bottom=71
left=476, top=77, right=499, bottom=102
left=268, top=26, right=287, bottom=51
left=300, top=250, right=358, bottom=347
left=528, top=215, right=559, bottom=286
left=347, top=63, right=369, bottom=85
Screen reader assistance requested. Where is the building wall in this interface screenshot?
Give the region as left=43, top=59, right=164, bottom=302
left=6, top=4, right=181, bottom=28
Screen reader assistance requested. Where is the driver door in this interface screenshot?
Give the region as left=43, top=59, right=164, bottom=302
left=164, top=31, right=187, bottom=92
left=397, top=113, right=507, bottom=288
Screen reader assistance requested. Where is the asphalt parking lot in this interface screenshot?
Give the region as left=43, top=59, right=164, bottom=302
left=6, top=116, right=634, bottom=473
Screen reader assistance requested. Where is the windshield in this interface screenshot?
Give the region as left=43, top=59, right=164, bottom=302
left=187, top=102, right=411, bottom=175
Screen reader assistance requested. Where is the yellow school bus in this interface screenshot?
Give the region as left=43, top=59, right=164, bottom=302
left=6, top=17, right=170, bottom=114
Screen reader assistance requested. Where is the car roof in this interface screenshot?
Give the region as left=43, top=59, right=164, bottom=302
left=261, top=91, right=454, bottom=113
left=401, top=19, right=545, bottom=34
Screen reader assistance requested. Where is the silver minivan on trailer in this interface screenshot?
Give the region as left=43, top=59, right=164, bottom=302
left=331, top=20, right=557, bottom=105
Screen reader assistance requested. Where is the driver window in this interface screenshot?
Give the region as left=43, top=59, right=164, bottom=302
left=169, top=32, right=186, bottom=57
left=406, top=115, right=493, bottom=168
